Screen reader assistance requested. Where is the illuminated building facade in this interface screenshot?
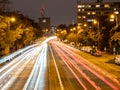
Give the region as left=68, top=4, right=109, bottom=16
left=77, top=0, right=120, bottom=25
left=39, top=17, right=50, bottom=33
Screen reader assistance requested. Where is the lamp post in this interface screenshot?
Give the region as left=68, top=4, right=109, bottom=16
left=110, top=14, right=118, bottom=25
left=8, top=17, right=16, bottom=31
left=5, top=17, right=16, bottom=54
left=93, top=19, right=100, bottom=49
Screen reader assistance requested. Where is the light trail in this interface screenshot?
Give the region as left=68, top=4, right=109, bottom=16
left=56, top=47, right=100, bottom=90
left=53, top=44, right=96, bottom=90
left=23, top=43, right=48, bottom=90
left=0, top=47, right=35, bottom=74
left=34, top=43, right=48, bottom=90
left=57, top=41, right=120, bottom=86
left=0, top=46, right=42, bottom=89
left=0, top=48, right=34, bottom=79
left=51, top=41, right=120, bottom=90
left=1, top=50, right=36, bottom=90
left=0, top=49, right=34, bottom=79
left=49, top=45, right=64, bottom=90
left=23, top=46, right=43, bottom=90
left=60, top=44, right=119, bottom=90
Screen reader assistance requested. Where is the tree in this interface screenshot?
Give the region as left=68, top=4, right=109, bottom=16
left=56, top=24, right=68, bottom=40
left=0, top=12, right=41, bottom=56
left=109, top=24, right=120, bottom=53
left=66, top=33, right=77, bottom=43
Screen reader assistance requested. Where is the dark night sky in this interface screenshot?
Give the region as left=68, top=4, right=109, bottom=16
left=10, top=0, right=119, bottom=26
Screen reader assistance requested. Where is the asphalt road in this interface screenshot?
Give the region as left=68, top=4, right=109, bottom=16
left=0, top=37, right=120, bottom=90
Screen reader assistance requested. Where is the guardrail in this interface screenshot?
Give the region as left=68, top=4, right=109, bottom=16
left=0, top=44, right=39, bottom=64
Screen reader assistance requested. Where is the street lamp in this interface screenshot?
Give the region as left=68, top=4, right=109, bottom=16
left=110, top=14, right=118, bottom=25
left=93, top=19, right=100, bottom=48
left=11, top=17, right=16, bottom=22
left=5, top=17, right=16, bottom=54
left=83, top=23, right=87, bottom=27
left=8, top=17, right=16, bottom=30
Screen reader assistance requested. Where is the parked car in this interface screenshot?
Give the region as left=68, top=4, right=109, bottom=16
left=93, top=50, right=102, bottom=57
left=90, top=49, right=102, bottom=57
left=115, top=55, right=120, bottom=65
left=81, top=46, right=92, bottom=53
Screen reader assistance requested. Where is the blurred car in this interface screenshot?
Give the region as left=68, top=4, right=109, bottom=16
left=81, top=46, right=92, bottom=53
left=90, top=49, right=102, bottom=57
left=115, top=55, right=120, bottom=65
left=93, top=50, right=102, bottom=57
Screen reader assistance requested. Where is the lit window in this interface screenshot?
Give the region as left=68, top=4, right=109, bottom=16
left=82, top=9, right=84, bottom=11
left=104, top=4, right=110, bottom=8
left=82, top=16, right=86, bottom=19
left=78, top=5, right=82, bottom=8
left=42, top=19, right=46, bottom=23
left=78, top=16, right=81, bottom=19
left=78, top=23, right=82, bottom=25
left=96, top=5, right=100, bottom=7
left=78, top=9, right=81, bottom=12
left=87, top=12, right=90, bottom=15
left=89, top=5, right=91, bottom=7
left=87, top=5, right=91, bottom=8
left=114, top=8, right=117, bottom=10
left=92, top=12, right=96, bottom=15
left=114, top=11, right=119, bottom=14
left=82, top=5, right=85, bottom=7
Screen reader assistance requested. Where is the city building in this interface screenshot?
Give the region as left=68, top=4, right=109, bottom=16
left=39, top=17, right=51, bottom=34
left=77, top=0, right=120, bottom=25
left=50, top=26, right=56, bottom=35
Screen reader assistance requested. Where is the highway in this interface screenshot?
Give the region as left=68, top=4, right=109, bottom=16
left=0, top=37, right=120, bottom=90
left=49, top=40, right=120, bottom=90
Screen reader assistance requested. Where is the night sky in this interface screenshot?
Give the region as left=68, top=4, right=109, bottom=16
left=10, top=0, right=119, bottom=26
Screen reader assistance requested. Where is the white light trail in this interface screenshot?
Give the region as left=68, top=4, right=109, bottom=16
left=1, top=46, right=42, bottom=90
left=0, top=48, right=35, bottom=74
left=23, top=43, right=48, bottom=90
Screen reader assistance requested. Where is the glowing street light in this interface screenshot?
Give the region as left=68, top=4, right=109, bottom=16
left=110, top=14, right=118, bottom=25
left=93, top=19, right=98, bottom=25
left=4, top=17, right=16, bottom=54
left=93, top=19, right=100, bottom=48
left=83, top=23, right=87, bottom=27
left=10, top=17, right=16, bottom=22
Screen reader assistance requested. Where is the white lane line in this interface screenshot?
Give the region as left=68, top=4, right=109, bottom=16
left=50, top=45, right=64, bottom=90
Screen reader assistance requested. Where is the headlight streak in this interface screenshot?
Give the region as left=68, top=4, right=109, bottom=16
left=0, top=46, right=42, bottom=89
left=23, top=43, right=48, bottom=90
left=1, top=48, right=38, bottom=90
left=23, top=46, right=43, bottom=90
left=0, top=47, right=35, bottom=74
left=53, top=41, right=119, bottom=90
left=0, top=48, right=35, bottom=80
left=34, top=43, right=48, bottom=90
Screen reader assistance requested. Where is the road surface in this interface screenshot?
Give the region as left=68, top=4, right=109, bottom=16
left=0, top=37, right=120, bottom=90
